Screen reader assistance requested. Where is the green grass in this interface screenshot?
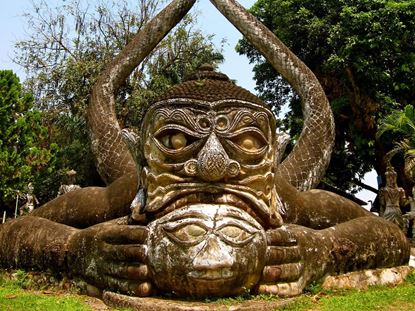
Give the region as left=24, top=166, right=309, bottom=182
left=0, top=271, right=93, bottom=311
left=280, top=270, right=415, bottom=311
left=0, top=286, right=93, bottom=311
left=1, top=270, right=415, bottom=310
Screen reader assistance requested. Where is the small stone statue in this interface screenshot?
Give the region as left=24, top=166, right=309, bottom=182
left=57, top=170, right=81, bottom=196
left=19, top=183, right=39, bottom=215
left=404, top=186, right=415, bottom=239
left=379, top=166, right=407, bottom=231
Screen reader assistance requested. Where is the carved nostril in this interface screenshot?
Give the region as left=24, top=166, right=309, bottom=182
left=197, top=133, right=230, bottom=181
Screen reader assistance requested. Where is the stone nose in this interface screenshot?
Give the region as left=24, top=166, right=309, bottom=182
left=192, top=235, right=234, bottom=270
left=196, top=133, right=240, bottom=182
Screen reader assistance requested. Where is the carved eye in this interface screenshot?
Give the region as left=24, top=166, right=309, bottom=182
left=155, top=127, right=200, bottom=152
left=164, top=223, right=208, bottom=245
left=231, top=131, right=267, bottom=152
left=217, top=225, right=254, bottom=246
left=160, top=132, right=187, bottom=150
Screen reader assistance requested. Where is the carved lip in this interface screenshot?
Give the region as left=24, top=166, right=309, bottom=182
left=187, top=269, right=236, bottom=281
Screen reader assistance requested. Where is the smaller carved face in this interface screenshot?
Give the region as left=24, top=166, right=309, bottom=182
left=147, top=204, right=267, bottom=297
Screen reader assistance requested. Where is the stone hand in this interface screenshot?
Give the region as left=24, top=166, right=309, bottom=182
left=257, top=226, right=306, bottom=297
left=67, top=223, right=151, bottom=296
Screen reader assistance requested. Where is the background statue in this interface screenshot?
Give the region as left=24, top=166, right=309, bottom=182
left=380, top=148, right=411, bottom=232
left=0, top=0, right=409, bottom=299
left=57, top=170, right=81, bottom=196
left=379, top=166, right=407, bottom=231
left=404, top=186, right=415, bottom=240
left=18, top=183, right=39, bottom=215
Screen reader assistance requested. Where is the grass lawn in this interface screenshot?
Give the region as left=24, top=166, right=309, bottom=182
left=0, top=285, right=93, bottom=311
left=0, top=269, right=414, bottom=310
left=0, top=270, right=98, bottom=311
left=280, top=271, right=415, bottom=311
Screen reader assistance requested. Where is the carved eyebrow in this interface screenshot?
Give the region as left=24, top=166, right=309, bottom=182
left=161, top=210, right=210, bottom=223
left=153, top=124, right=205, bottom=139
left=153, top=108, right=204, bottom=133
left=215, top=212, right=262, bottom=230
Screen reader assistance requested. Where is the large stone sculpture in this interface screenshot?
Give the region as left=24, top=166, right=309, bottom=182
left=0, top=0, right=410, bottom=300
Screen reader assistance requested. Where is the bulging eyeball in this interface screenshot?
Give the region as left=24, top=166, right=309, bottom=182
left=171, top=132, right=187, bottom=150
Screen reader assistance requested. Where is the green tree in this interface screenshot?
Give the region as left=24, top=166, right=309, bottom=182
left=237, top=0, right=415, bottom=193
left=377, top=105, right=415, bottom=188
left=0, top=70, right=58, bottom=211
left=14, top=0, right=223, bottom=188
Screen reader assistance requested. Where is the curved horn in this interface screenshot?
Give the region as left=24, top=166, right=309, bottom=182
left=88, top=0, right=197, bottom=184
left=210, top=0, right=335, bottom=190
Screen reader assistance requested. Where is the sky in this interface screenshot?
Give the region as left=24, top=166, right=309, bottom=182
left=0, top=0, right=377, bottom=205
left=0, top=0, right=257, bottom=89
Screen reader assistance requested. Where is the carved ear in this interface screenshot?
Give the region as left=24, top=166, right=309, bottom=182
left=121, top=128, right=143, bottom=168
left=275, top=133, right=290, bottom=165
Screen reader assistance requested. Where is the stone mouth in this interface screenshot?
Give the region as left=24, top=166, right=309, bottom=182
left=154, top=192, right=265, bottom=227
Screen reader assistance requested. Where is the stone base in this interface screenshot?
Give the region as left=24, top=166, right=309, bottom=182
left=103, top=265, right=414, bottom=310
left=102, top=292, right=294, bottom=311
left=322, top=265, right=414, bottom=290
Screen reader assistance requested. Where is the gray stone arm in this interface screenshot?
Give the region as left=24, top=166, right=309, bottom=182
left=275, top=177, right=371, bottom=228
left=0, top=216, right=78, bottom=271
left=0, top=214, right=151, bottom=296
left=293, top=189, right=373, bottom=229
left=32, top=172, right=138, bottom=228
left=320, top=216, right=410, bottom=272
left=259, top=216, right=409, bottom=296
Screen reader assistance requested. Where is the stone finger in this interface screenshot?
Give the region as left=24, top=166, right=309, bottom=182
left=266, top=227, right=297, bottom=246
left=101, top=225, right=148, bottom=244
left=257, top=281, right=303, bottom=297
left=103, top=275, right=153, bottom=297
left=261, top=263, right=304, bottom=283
left=103, top=264, right=149, bottom=281
left=266, top=245, right=301, bottom=265
left=103, top=244, right=147, bottom=262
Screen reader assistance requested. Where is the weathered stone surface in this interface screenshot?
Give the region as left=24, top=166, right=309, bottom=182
left=102, top=291, right=294, bottom=311
left=322, top=266, right=414, bottom=289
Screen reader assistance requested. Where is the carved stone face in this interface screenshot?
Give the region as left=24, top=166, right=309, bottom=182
left=141, top=99, right=282, bottom=228
left=147, top=204, right=267, bottom=296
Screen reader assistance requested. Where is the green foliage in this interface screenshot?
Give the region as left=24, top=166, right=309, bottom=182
left=377, top=104, right=415, bottom=181
left=13, top=270, right=30, bottom=289
left=377, top=104, right=415, bottom=148
left=238, top=0, right=415, bottom=191
left=0, top=70, right=58, bottom=209
left=15, top=0, right=223, bottom=188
